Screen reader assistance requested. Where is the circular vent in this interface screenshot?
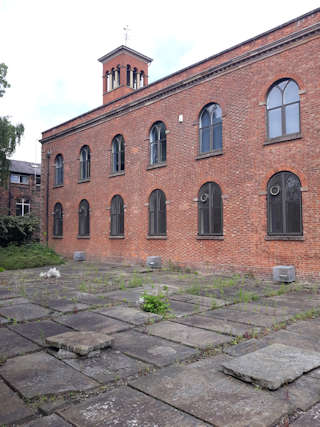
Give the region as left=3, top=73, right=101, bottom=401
left=270, top=185, right=280, bottom=196
left=200, top=193, right=208, bottom=202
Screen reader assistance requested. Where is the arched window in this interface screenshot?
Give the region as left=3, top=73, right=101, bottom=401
left=199, top=103, right=222, bottom=154
left=110, top=195, right=124, bottom=236
left=198, top=182, right=222, bottom=236
left=54, top=154, right=63, bottom=186
left=126, top=65, right=131, bottom=86
left=111, top=135, right=125, bottom=173
left=150, top=122, right=166, bottom=165
left=267, top=79, right=300, bottom=140
left=133, top=68, right=137, bottom=89
left=149, top=189, right=166, bottom=236
left=267, top=171, right=302, bottom=236
left=79, top=199, right=90, bottom=236
left=80, top=146, right=90, bottom=180
left=140, top=71, right=144, bottom=87
left=53, top=202, right=63, bottom=237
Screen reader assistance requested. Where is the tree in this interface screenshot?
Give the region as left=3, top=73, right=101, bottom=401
left=0, top=63, right=24, bottom=186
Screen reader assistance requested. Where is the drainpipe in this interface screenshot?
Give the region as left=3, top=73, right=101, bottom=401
left=46, top=151, right=51, bottom=245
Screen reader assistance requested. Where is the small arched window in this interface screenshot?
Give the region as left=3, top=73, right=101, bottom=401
left=53, top=202, right=63, bottom=237
left=266, top=79, right=300, bottom=140
left=149, top=189, right=166, bottom=236
left=110, top=195, right=124, bottom=236
left=54, top=154, right=63, bottom=186
left=199, top=103, right=222, bottom=154
left=111, top=135, right=125, bottom=173
left=79, top=199, right=90, bottom=237
left=267, top=171, right=302, bottom=236
left=126, top=65, right=131, bottom=86
left=198, top=182, right=222, bottom=236
left=80, top=146, right=90, bottom=180
left=140, top=71, right=144, bottom=87
left=150, top=122, right=166, bottom=165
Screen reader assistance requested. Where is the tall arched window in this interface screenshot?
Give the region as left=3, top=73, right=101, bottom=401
left=110, top=195, right=124, bottom=236
left=199, top=103, right=222, bottom=154
left=267, top=79, right=300, bottom=140
left=80, top=146, right=90, bottom=180
left=150, top=122, right=166, bottom=165
left=126, top=65, right=131, bottom=86
left=54, top=154, right=63, bottom=186
left=79, top=199, right=90, bottom=236
left=149, top=189, right=166, bottom=236
left=198, top=182, right=222, bottom=236
left=111, top=135, right=125, bottom=173
left=53, top=202, right=63, bottom=237
left=267, top=171, right=302, bottom=236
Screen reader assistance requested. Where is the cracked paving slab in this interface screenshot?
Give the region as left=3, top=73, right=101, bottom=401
left=0, top=378, right=34, bottom=425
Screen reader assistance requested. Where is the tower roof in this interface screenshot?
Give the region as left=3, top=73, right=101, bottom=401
left=98, top=45, right=153, bottom=64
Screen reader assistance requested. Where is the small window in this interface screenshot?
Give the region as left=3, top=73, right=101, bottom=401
left=10, top=174, right=29, bottom=184
left=110, top=195, right=124, bottom=236
left=80, top=146, right=90, bottom=180
left=199, top=103, right=222, bottom=154
left=79, top=199, right=90, bottom=236
left=53, top=202, right=63, bottom=237
left=55, top=154, right=64, bottom=185
left=36, top=175, right=41, bottom=186
left=149, top=189, right=166, bottom=236
left=266, top=79, right=300, bottom=140
left=126, top=65, right=131, bottom=87
left=267, top=171, right=302, bottom=236
left=111, top=135, right=125, bottom=173
left=16, top=198, right=30, bottom=216
left=198, top=182, right=223, bottom=235
left=150, top=122, right=166, bottom=165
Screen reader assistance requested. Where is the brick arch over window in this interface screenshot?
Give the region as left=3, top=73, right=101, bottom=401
left=78, top=199, right=90, bottom=237
left=111, top=135, right=125, bottom=173
left=266, top=79, right=300, bottom=140
left=267, top=171, right=302, bottom=236
left=53, top=202, right=63, bottom=237
left=149, top=189, right=166, bottom=236
left=110, top=195, right=124, bottom=236
left=54, top=154, right=64, bottom=186
left=80, top=145, right=90, bottom=180
left=149, top=121, right=166, bottom=166
left=199, top=103, right=222, bottom=155
left=198, top=182, right=223, bottom=236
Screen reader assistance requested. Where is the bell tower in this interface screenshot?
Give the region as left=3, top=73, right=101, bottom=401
left=98, top=45, right=153, bottom=104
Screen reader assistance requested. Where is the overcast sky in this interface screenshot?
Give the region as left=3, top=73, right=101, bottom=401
left=1, top=0, right=319, bottom=164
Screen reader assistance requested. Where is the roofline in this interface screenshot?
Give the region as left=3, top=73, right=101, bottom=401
left=42, top=7, right=320, bottom=137
left=98, top=45, right=153, bottom=64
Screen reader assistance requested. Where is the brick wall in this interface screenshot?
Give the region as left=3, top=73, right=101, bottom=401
left=0, top=175, right=40, bottom=217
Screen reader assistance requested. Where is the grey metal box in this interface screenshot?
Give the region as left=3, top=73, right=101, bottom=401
left=146, top=256, right=162, bottom=269
left=273, top=265, right=295, bottom=283
left=73, top=251, right=86, bottom=262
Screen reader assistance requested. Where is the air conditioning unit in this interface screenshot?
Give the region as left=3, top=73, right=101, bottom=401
left=273, top=265, right=295, bottom=283
left=73, top=251, right=86, bottom=262
left=146, top=256, right=162, bottom=269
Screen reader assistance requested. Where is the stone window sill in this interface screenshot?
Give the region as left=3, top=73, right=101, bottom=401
left=147, top=235, right=167, bottom=240
left=53, top=184, right=64, bottom=189
left=195, top=150, right=223, bottom=160
left=77, top=235, right=90, bottom=239
left=197, top=235, right=224, bottom=240
left=265, top=235, right=304, bottom=241
left=109, top=235, right=125, bottom=239
left=53, top=236, right=63, bottom=239
left=78, top=178, right=90, bottom=184
left=146, top=162, right=167, bottom=171
left=109, top=171, right=125, bottom=178
left=264, top=133, right=302, bottom=146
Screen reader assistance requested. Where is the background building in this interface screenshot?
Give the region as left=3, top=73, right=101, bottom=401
left=41, top=9, right=320, bottom=279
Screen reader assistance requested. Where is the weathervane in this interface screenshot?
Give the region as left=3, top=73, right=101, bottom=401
left=123, top=25, right=131, bottom=46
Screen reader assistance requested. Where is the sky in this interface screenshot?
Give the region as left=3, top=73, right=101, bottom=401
left=1, top=0, right=319, bottom=164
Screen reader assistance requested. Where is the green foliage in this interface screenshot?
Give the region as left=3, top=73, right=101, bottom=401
left=0, top=243, right=64, bottom=270
left=0, top=215, right=39, bottom=246
left=0, top=63, right=10, bottom=97
left=141, top=292, right=170, bottom=315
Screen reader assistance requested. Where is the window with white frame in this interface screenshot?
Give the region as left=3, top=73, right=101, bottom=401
left=16, top=198, right=30, bottom=216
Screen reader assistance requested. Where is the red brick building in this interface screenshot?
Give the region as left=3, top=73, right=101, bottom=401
left=0, top=160, right=41, bottom=217
left=41, top=9, right=320, bottom=279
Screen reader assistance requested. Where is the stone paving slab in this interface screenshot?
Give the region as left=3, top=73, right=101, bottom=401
left=95, top=305, right=161, bottom=325
left=168, top=300, right=209, bottom=317
left=259, top=295, right=320, bottom=312
left=130, top=359, right=290, bottom=426
left=0, top=378, right=34, bottom=425
left=59, top=386, right=208, bottom=426
left=224, top=338, right=267, bottom=357
left=38, top=398, right=68, bottom=416
left=287, top=319, right=320, bottom=340
left=170, top=293, right=229, bottom=308
left=0, top=288, right=21, bottom=299
left=70, top=291, right=114, bottom=306
left=173, top=314, right=260, bottom=337
left=261, top=329, right=320, bottom=353
left=64, top=349, right=149, bottom=384
left=222, top=344, right=320, bottom=390
left=0, top=352, right=98, bottom=398
left=54, top=311, right=132, bottom=334
left=0, top=327, right=40, bottom=358
left=46, top=331, right=113, bottom=355
left=107, top=288, right=144, bottom=305
left=145, top=320, right=232, bottom=349
left=228, top=302, right=299, bottom=316
left=0, top=297, right=29, bottom=307
left=290, top=402, right=320, bottom=426
left=113, top=329, right=198, bottom=367
left=9, top=320, right=72, bottom=346
left=21, top=413, right=72, bottom=427
left=39, top=298, right=89, bottom=313
left=0, top=302, right=52, bottom=322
